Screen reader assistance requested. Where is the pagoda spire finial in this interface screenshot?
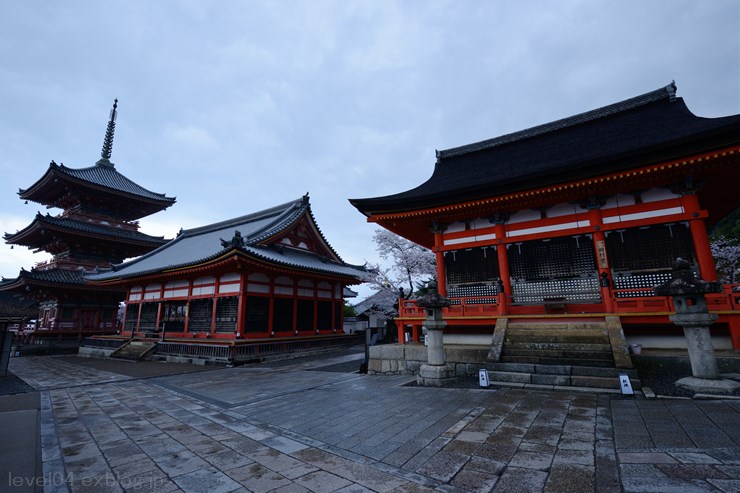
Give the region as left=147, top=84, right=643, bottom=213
left=99, top=99, right=118, bottom=165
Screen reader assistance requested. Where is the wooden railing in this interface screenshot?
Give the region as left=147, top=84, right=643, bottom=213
left=398, top=283, right=740, bottom=318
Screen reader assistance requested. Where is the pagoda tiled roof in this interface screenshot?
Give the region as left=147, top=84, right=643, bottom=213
left=0, top=267, right=123, bottom=293
left=350, top=82, right=740, bottom=215
left=51, top=160, right=174, bottom=202
left=4, top=213, right=168, bottom=246
left=1, top=268, right=85, bottom=288
left=87, top=195, right=366, bottom=282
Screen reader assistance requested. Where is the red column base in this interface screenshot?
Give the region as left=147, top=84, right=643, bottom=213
left=728, top=315, right=740, bottom=351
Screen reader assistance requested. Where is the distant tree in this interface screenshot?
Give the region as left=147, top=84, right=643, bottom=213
left=343, top=301, right=357, bottom=317
left=362, top=229, right=437, bottom=316
left=710, top=206, right=740, bottom=243
left=0, top=293, right=37, bottom=319
left=711, top=235, right=740, bottom=284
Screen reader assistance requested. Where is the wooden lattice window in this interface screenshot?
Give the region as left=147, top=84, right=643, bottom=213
left=188, top=298, right=213, bottom=332
left=245, top=296, right=269, bottom=333
left=509, top=236, right=596, bottom=281
left=215, top=296, right=238, bottom=333
left=606, top=223, right=694, bottom=272
left=444, top=247, right=499, bottom=286
left=317, top=301, right=332, bottom=330
left=297, top=299, right=314, bottom=331
left=273, top=298, right=294, bottom=332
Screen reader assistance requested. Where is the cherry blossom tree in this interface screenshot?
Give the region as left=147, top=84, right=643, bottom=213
left=361, top=229, right=437, bottom=316
left=711, top=235, right=740, bottom=283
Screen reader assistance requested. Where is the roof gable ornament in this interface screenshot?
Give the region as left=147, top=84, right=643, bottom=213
left=97, top=99, right=118, bottom=168
left=220, top=230, right=246, bottom=249
left=666, top=80, right=677, bottom=102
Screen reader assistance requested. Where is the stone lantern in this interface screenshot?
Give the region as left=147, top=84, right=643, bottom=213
left=416, top=280, right=455, bottom=387
left=654, top=258, right=740, bottom=394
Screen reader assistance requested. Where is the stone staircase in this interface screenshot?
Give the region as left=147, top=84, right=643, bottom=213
left=110, top=340, right=157, bottom=361
left=502, top=321, right=615, bottom=367
left=486, top=319, right=640, bottom=391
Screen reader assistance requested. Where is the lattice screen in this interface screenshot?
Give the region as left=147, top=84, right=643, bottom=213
left=189, top=298, right=214, bottom=332
left=447, top=283, right=499, bottom=298
left=512, top=277, right=601, bottom=303
left=509, top=236, right=596, bottom=281
left=215, top=296, right=238, bottom=333
left=138, top=303, right=158, bottom=331
left=606, top=223, right=694, bottom=272
left=444, top=247, right=499, bottom=285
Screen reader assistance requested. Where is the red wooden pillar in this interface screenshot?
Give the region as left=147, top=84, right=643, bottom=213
left=494, top=224, right=511, bottom=315
left=433, top=226, right=447, bottom=297
left=682, top=193, right=718, bottom=281
left=397, top=318, right=406, bottom=345
left=236, top=294, right=246, bottom=338
left=135, top=302, right=143, bottom=336
left=268, top=279, right=276, bottom=337
left=411, top=324, right=420, bottom=343
left=155, top=302, right=163, bottom=335
left=589, top=207, right=614, bottom=313
left=210, top=298, right=218, bottom=337
left=728, top=314, right=740, bottom=351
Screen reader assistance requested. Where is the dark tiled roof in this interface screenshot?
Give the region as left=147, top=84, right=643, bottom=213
left=55, top=161, right=175, bottom=202
left=87, top=196, right=366, bottom=282
left=4, top=213, right=168, bottom=245
left=2, top=268, right=86, bottom=286
left=350, top=82, right=740, bottom=215
left=19, top=160, right=176, bottom=206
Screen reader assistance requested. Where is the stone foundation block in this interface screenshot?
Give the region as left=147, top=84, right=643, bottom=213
left=368, top=359, right=382, bottom=373
left=446, top=347, right=488, bottom=364
left=380, top=345, right=405, bottom=360
left=489, top=371, right=531, bottom=384
left=404, top=345, right=428, bottom=362
left=534, top=364, right=571, bottom=375
left=531, top=374, right=571, bottom=386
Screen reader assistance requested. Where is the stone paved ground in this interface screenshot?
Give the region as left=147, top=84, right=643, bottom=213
left=3, top=351, right=740, bottom=492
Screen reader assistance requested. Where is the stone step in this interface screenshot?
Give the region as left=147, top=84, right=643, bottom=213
left=110, top=341, right=157, bottom=361
left=504, top=342, right=612, bottom=352
left=508, top=322, right=607, bottom=331
left=487, top=369, right=641, bottom=389
left=505, top=329, right=609, bottom=339
left=500, top=355, right=615, bottom=367
left=488, top=362, right=639, bottom=380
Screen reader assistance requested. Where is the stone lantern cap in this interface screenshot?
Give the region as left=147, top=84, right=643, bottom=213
left=654, top=258, right=722, bottom=296
left=416, top=280, right=451, bottom=309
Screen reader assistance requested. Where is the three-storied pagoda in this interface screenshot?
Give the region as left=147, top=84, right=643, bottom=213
left=86, top=194, right=366, bottom=342
left=351, top=82, right=740, bottom=353
left=1, top=101, right=176, bottom=337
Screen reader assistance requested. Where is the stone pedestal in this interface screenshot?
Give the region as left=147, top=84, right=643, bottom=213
left=655, top=258, right=738, bottom=396
left=675, top=376, right=740, bottom=395
left=417, top=363, right=456, bottom=387
left=671, top=314, right=719, bottom=379
left=415, top=280, right=454, bottom=387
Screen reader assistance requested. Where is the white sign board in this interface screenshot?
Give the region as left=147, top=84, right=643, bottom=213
left=479, top=369, right=490, bottom=388
left=619, top=373, right=634, bottom=395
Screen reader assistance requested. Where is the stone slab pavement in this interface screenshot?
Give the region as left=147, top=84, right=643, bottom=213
left=1, top=351, right=739, bottom=493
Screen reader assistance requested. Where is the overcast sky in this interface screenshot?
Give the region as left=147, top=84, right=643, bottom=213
left=1, top=1, right=738, bottom=301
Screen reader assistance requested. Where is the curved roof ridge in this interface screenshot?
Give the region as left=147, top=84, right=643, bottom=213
left=180, top=196, right=305, bottom=238
left=246, top=199, right=306, bottom=245
left=437, top=81, right=677, bottom=159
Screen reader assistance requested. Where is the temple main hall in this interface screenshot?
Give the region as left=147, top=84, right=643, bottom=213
left=351, top=82, right=740, bottom=373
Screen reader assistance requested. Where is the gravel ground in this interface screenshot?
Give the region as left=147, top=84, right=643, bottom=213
left=632, top=352, right=740, bottom=398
